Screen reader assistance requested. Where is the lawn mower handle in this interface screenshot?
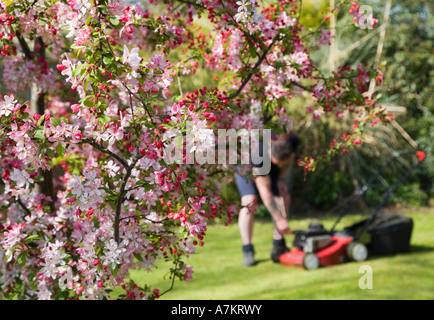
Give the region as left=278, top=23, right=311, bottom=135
left=330, top=150, right=426, bottom=236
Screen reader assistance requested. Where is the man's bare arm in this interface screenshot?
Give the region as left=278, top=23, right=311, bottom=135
left=254, top=175, right=291, bottom=234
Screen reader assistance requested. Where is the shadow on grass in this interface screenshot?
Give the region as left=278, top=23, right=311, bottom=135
left=408, top=244, right=434, bottom=254
left=254, top=258, right=270, bottom=266
left=367, top=244, right=434, bottom=261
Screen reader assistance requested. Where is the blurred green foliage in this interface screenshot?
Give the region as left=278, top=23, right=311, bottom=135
left=221, top=0, right=433, bottom=212
left=288, top=0, right=433, bottom=210
left=342, top=0, right=433, bottom=207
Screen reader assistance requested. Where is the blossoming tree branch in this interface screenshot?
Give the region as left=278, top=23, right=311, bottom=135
left=0, top=0, right=387, bottom=299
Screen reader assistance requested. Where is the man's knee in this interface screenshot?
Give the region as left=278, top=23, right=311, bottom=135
left=241, top=194, right=257, bottom=207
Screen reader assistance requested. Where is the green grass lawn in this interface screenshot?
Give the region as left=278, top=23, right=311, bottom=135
left=125, top=208, right=434, bottom=300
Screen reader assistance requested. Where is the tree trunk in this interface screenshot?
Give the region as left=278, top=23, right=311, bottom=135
left=30, top=38, right=56, bottom=213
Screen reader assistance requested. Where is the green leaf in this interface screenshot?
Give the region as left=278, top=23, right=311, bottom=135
left=51, top=117, right=61, bottom=127
left=249, top=45, right=257, bottom=58
left=25, top=235, right=40, bottom=242
left=65, top=192, right=74, bottom=199
left=134, top=180, right=147, bottom=187
left=99, top=115, right=111, bottom=124
left=46, top=148, right=55, bottom=158
left=107, top=63, right=118, bottom=74
left=34, top=175, right=44, bottom=183
left=133, top=253, right=143, bottom=262
left=83, top=100, right=94, bottom=108
left=34, top=130, right=45, bottom=140
left=57, top=143, right=66, bottom=158
left=71, top=64, right=83, bottom=78
left=38, top=115, right=45, bottom=126
left=110, top=17, right=120, bottom=26
left=111, top=264, right=119, bottom=277
left=107, top=195, right=118, bottom=201
left=101, top=187, right=113, bottom=194
left=103, top=56, right=113, bottom=65
left=17, top=251, right=28, bottom=267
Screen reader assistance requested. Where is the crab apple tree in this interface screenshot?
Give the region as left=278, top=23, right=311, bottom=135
left=0, top=0, right=386, bottom=299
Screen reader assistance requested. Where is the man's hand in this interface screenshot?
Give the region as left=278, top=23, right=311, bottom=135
left=274, top=214, right=293, bottom=235
left=255, top=175, right=293, bottom=235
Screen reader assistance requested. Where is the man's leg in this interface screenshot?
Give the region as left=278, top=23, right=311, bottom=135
left=238, top=194, right=257, bottom=245
left=238, top=194, right=258, bottom=267
left=234, top=171, right=259, bottom=267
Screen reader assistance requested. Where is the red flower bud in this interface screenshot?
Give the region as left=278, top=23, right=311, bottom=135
left=416, top=151, right=425, bottom=162
left=56, top=64, right=67, bottom=71
left=125, top=25, right=134, bottom=34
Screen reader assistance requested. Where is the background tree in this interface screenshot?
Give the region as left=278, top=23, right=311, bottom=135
left=287, top=0, right=432, bottom=210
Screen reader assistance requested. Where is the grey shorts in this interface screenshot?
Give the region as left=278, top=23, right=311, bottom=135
left=234, top=172, right=280, bottom=197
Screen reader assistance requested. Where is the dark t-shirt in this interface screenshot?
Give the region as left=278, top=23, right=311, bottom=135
left=235, top=133, right=300, bottom=197
left=251, top=133, right=300, bottom=175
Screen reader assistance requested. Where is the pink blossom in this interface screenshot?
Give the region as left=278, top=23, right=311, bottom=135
left=123, top=45, right=141, bottom=71
left=0, top=94, right=16, bottom=117
left=71, top=104, right=81, bottom=112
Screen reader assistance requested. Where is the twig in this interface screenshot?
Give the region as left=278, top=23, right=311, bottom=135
left=1, top=177, right=32, bottom=216
left=329, top=0, right=337, bottom=74
left=291, top=81, right=312, bottom=92
left=114, top=166, right=134, bottom=243
left=82, top=138, right=129, bottom=169
left=16, top=198, right=32, bottom=216
left=120, top=214, right=169, bottom=224
left=225, top=35, right=280, bottom=100
left=298, top=0, right=303, bottom=20
left=113, top=155, right=143, bottom=243
left=159, top=259, right=179, bottom=297
left=177, top=67, right=184, bottom=97
left=367, top=0, right=392, bottom=98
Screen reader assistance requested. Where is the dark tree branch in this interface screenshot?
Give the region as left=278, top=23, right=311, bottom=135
left=82, top=138, right=130, bottom=169
left=174, top=0, right=281, bottom=100
left=114, top=167, right=133, bottom=243
left=16, top=198, right=32, bottom=216
left=291, top=81, right=312, bottom=92
left=0, top=177, right=32, bottom=216
left=113, top=155, right=143, bottom=243
left=16, top=33, right=56, bottom=212
left=225, top=35, right=280, bottom=100
left=120, top=214, right=168, bottom=224
left=16, top=32, right=33, bottom=60
left=159, top=259, right=179, bottom=297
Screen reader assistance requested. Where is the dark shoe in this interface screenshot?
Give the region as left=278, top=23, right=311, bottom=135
left=271, top=240, right=290, bottom=263
left=242, top=244, right=256, bottom=267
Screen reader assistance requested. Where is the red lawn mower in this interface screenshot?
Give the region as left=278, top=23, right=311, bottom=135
left=279, top=150, right=426, bottom=270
